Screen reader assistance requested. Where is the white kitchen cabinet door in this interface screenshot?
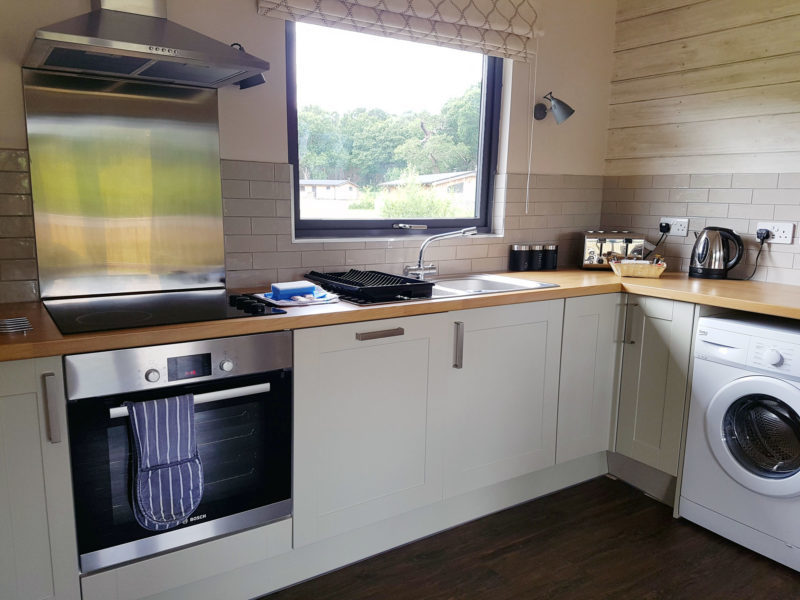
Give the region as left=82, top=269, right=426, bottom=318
left=557, top=294, right=624, bottom=464
left=293, top=314, right=450, bottom=547
left=0, top=357, right=80, bottom=600
left=444, top=300, right=563, bottom=499
left=616, top=295, right=694, bottom=476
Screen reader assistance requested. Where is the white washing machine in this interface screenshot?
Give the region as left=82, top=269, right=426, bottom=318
left=681, top=314, right=800, bottom=571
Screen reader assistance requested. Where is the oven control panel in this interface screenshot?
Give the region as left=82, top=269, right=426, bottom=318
left=142, top=355, right=227, bottom=384
left=166, top=352, right=212, bottom=381
left=64, top=331, right=292, bottom=400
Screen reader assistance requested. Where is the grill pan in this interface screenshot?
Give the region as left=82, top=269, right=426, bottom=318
left=305, top=269, right=433, bottom=301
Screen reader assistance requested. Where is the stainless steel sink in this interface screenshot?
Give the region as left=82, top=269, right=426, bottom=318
left=429, top=274, right=558, bottom=297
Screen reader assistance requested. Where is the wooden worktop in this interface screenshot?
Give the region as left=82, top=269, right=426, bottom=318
left=1, top=269, right=798, bottom=361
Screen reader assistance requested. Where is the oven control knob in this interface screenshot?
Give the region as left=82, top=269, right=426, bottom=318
left=144, top=368, right=161, bottom=383
left=765, top=348, right=784, bottom=367
left=219, top=359, right=234, bottom=372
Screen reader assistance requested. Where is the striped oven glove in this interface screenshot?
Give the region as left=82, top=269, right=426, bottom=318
left=124, top=395, right=204, bottom=531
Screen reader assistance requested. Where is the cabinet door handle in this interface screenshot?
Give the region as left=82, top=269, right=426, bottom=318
left=42, top=372, right=62, bottom=444
left=355, top=327, right=404, bottom=341
left=621, top=301, right=639, bottom=345
left=453, top=321, right=465, bottom=369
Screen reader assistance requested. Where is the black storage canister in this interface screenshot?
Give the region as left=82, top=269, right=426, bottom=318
left=543, top=244, right=558, bottom=270
left=529, top=244, right=544, bottom=271
left=509, top=244, right=530, bottom=271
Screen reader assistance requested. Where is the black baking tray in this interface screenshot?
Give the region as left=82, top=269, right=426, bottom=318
left=305, top=269, right=434, bottom=301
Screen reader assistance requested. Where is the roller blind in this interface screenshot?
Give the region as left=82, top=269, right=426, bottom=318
left=257, top=0, right=538, bottom=61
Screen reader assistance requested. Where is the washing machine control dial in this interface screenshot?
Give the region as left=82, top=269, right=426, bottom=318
left=765, top=348, right=784, bottom=367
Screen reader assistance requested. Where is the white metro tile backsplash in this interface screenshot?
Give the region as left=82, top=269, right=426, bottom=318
left=0, top=149, right=36, bottom=303
left=6, top=147, right=800, bottom=302
left=602, top=173, right=800, bottom=284
left=219, top=161, right=603, bottom=290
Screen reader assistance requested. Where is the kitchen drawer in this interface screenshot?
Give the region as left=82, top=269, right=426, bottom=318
left=80, top=518, right=292, bottom=600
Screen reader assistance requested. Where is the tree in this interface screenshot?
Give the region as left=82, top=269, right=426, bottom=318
left=392, top=85, right=481, bottom=174
left=297, top=105, right=345, bottom=179
left=340, top=109, right=409, bottom=185
left=441, top=83, right=481, bottom=153
left=297, top=83, right=481, bottom=182
left=393, top=133, right=473, bottom=174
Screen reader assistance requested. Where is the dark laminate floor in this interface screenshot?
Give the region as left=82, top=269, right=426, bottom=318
left=262, top=476, right=800, bottom=600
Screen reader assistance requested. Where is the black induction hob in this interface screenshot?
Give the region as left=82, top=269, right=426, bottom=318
left=44, top=289, right=285, bottom=335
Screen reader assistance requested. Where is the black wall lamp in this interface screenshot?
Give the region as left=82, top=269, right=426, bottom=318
left=533, top=92, right=575, bottom=124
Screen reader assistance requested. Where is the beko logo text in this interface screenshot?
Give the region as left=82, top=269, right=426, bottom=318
left=189, top=514, right=207, bottom=522
left=149, top=46, right=179, bottom=55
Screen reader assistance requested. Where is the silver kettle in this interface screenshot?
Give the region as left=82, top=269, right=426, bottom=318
left=689, top=226, right=744, bottom=279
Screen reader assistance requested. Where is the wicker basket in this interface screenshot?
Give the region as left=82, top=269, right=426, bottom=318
left=609, top=260, right=667, bottom=278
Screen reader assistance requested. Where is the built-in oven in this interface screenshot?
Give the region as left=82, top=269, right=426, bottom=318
left=64, top=331, right=292, bottom=574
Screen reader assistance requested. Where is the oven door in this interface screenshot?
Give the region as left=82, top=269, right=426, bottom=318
left=67, top=369, right=292, bottom=573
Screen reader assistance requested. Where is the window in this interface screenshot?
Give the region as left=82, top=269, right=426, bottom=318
left=287, top=22, right=502, bottom=238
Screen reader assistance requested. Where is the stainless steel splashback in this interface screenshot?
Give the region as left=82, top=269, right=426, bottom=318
left=24, top=70, right=225, bottom=298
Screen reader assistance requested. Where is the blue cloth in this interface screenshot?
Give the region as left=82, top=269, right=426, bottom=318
left=124, top=395, right=203, bottom=531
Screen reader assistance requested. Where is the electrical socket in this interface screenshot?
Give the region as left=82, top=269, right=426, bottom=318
left=756, top=221, right=795, bottom=244
left=659, top=217, right=689, bottom=237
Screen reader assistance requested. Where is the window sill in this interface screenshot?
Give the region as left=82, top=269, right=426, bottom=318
left=291, top=232, right=504, bottom=244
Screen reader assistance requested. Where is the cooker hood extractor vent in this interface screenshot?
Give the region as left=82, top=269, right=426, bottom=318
left=23, top=0, right=269, bottom=88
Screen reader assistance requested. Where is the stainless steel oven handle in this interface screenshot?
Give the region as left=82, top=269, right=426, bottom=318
left=108, top=382, right=271, bottom=419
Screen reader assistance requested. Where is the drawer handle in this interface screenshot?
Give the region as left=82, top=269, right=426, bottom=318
left=453, top=321, right=465, bottom=369
left=355, top=327, right=404, bottom=341
left=42, top=372, right=62, bottom=444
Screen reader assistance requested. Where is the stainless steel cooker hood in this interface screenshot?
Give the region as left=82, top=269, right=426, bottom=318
left=23, top=0, right=269, bottom=88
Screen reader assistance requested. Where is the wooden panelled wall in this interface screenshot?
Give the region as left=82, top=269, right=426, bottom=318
left=606, top=0, right=800, bottom=175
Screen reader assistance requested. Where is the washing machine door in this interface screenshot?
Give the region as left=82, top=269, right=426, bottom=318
left=705, top=375, right=800, bottom=497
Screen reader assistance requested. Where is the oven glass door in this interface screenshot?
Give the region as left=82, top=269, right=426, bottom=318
left=67, top=369, right=291, bottom=571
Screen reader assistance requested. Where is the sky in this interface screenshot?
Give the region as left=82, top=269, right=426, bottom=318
left=295, top=23, right=483, bottom=115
